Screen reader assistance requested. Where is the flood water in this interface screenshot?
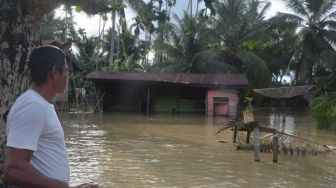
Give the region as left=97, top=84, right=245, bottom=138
left=61, top=108, right=336, bottom=188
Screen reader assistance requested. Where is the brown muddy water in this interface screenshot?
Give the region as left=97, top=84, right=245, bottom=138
left=61, top=108, right=336, bottom=188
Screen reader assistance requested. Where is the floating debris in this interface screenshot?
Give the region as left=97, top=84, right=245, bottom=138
left=217, top=120, right=336, bottom=158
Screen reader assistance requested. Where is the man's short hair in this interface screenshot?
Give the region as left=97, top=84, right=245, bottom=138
left=29, top=45, right=66, bottom=85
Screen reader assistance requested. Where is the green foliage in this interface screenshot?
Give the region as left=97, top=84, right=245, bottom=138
left=40, top=11, right=79, bottom=43
left=67, top=71, right=99, bottom=110
left=310, top=91, right=336, bottom=129
left=74, top=6, right=82, bottom=13
left=74, top=30, right=99, bottom=73
left=243, top=96, right=254, bottom=112
left=270, top=0, right=336, bottom=84
left=254, top=23, right=296, bottom=87
left=101, top=27, right=146, bottom=72
left=210, top=0, right=273, bottom=89
left=9, top=0, right=336, bottom=130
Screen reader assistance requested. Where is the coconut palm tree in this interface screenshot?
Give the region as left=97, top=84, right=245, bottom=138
left=267, top=0, right=336, bottom=130
left=271, top=0, right=336, bottom=84
left=153, top=12, right=202, bottom=72
left=256, top=22, right=297, bottom=86
left=152, top=11, right=236, bottom=73
left=211, top=0, right=272, bottom=88
left=198, top=0, right=216, bottom=19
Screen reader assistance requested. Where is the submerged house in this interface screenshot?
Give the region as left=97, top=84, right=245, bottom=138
left=86, top=72, right=248, bottom=116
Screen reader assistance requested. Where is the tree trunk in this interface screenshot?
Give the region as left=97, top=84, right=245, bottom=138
left=118, top=0, right=127, bottom=61
left=158, top=1, right=164, bottom=70
left=109, top=10, right=116, bottom=70
left=118, top=0, right=127, bottom=33
left=0, top=0, right=42, bottom=178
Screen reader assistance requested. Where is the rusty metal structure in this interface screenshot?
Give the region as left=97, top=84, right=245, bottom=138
left=86, top=71, right=248, bottom=87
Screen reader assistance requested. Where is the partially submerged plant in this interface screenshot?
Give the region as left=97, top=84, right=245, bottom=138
left=243, top=96, right=255, bottom=123
left=244, top=96, right=254, bottom=112
left=310, top=91, right=336, bottom=129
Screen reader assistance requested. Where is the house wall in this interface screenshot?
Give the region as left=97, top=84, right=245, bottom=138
left=152, top=85, right=205, bottom=114
left=95, top=80, right=240, bottom=116
left=102, top=82, right=149, bottom=112
left=206, top=89, right=238, bottom=117
left=98, top=82, right=207, bottom=114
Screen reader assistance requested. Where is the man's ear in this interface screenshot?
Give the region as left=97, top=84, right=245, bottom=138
left=50, top=66, right=59, bottom=79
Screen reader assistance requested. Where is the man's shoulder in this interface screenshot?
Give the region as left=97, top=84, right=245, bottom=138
left=17, top=90, right=47, bottom=105
left=11, top=90, right=48, bottom=113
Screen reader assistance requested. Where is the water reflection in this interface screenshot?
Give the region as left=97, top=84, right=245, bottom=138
left=61, top=109, right=336, bottom=188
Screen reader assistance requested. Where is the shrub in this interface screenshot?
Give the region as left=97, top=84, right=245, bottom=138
left=310, top=92, right=336, bottom=129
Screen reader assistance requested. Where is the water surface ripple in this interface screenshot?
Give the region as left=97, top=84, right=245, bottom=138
left=61, top=109, right=336, bottom=188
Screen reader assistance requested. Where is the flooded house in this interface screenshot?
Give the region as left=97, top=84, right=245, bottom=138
left=86, top=72, right=248, bottom=116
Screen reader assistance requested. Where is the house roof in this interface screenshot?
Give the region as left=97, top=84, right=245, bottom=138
left=86, top=71, right=249, bottom=88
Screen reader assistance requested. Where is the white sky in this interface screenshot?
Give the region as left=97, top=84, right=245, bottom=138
left=64, top=0, right=290, bottom=36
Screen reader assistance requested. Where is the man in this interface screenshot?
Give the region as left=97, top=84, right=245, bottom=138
left=3, top=45, right=99, bottom=188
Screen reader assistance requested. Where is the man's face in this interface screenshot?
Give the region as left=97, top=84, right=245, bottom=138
left=55, top=60, right=69, bottom=94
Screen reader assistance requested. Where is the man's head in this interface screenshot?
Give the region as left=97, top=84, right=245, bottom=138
left=29, top=45, right=68, bottom=93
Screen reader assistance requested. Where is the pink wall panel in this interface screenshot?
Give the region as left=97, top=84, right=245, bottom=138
left=206, top=89, right=238, bottom=117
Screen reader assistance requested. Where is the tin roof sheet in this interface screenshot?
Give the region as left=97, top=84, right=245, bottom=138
left=86, top=71, right=249, bottom=87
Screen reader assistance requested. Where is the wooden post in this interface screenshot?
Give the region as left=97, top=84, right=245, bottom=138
left=147, top=85, right=150, bottom=115
left=253, top=125, right=260, bottom=162
left=233, top=125, right=237, bottom=143
left=273, top=135, right=278, bottom=163
left=246, top=131, right=251, bottom=144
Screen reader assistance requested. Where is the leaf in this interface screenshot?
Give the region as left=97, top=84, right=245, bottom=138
left=310, top=91, right=336, bottom=129
left=102, top=13, right=108, bottom=21
left=190, top=50, right=238, bottom=73
left=282, top=0, right=309, bottom=18
left=75, top=6, right=82, bottom=13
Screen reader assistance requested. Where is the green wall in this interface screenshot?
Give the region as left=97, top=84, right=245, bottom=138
left=154, top=96, right=204, bottom=113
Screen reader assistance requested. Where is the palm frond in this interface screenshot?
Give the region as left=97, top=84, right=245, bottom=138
left=306, top=0, right=325, bottom=17
left=271, top=12, right=305, bottom=25
left=123, top=0, right=148, bottom=14
left=237, top=49, right=272, bottom=87
left=257, top=1, right=271, bottom=21
left=282, top=0, right=309, bottom=18
left=318, top=20, right=336, bottom=30
left=245, top=0, right=259, bottom=22
left=323, top=30, right=336, bottom=46
left=238, top=21, right=269, bottom=43
left=190, top=50, right=238, bottom=73
left=215, top=0, right=245, bottom=26
left=319, top=50, right=336, bottom=69
left=172, top=13, right=183, bottom=29
left=314, top=0, right=336, bottom=22
left=152, top=41, right=183, bottom=61
left=310, top=91, right=336, bottom=129
left=314, top=75, right=336, bottom=90
left=69, top=0, right=113, bottom=14
left=321, top=6, right=336, bottom=21
left=203, top=0, right=216, bottom=16
left=237, top=49, right=271, bottom=77
left=225, top=0, right=247, bottom=16
left=163, top=62, right=188, bottom=73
